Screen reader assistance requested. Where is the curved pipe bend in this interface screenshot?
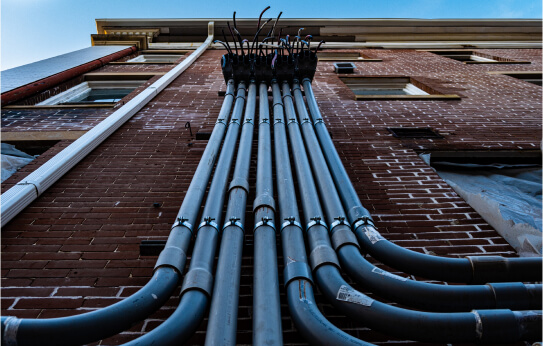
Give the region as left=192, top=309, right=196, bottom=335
left=314, top=263, right=542, bottom=343
left=301, top=78, right=542, bottom=284
left=336, top=240, right=542, bottom=312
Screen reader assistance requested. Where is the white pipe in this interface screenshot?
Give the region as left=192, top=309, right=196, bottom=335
left=1, top=22, right=215, bottom=227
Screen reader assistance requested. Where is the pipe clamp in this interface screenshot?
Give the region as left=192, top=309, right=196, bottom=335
left=306, top=218, right=327, bottom=233
left=171, top=217, right=193, bottom=234
left=254, top=217, right=276, bottom=233
left=259, top=118, right=270, bottom=124
left=287, top=118, right=298, bottom=125
left=330, top=216, right=350, bottom=233
left=198, top=218, right=220, bottom=233
left=243, top=118, right=254, bottom=125
left=223, top=219, right=245, bottom=233
left=216, top=118, right=227, bottom=125
left=300, top=118, right=311, bottom=125
left=16, top=180, right=42, bottom=196
left=281, top=218, right=303, bottom=233
left=313, top=118, right=324, bottom=125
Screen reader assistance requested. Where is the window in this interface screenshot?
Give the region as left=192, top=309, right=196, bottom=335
left=421, top=151, right=542, bottom=256
left=318, top=51, right=381, bottom=62
left=340, top=76, right=460, bottom=100
left=37, top=79, right=147, bottom=106
left=127, top=54, right=183, bottom=63
left=427, top=50, right=530, bottom=64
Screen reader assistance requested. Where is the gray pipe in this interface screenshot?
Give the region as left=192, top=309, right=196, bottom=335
left=290, top=80, right=541, bottom=312
left=283, top=80, right=542, bottom=343
left=301, top=78, right=542, bottom=284
left=205, top=81, right=256, bottom=345
left=123, top=81, right=247, bottom=345
left=252, top=81, right=283, bottom=345
left=273, top=80, right=373, bottom=346
left=0, top=80, right=237, bottom=346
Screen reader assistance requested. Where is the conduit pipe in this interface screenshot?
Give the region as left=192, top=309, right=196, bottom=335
left=272, top=80, right=371, bottom=345
left=252, top=82, right=283, bottom=345
left=301, top=78, right=542, bottom=284
left=0, top=78, right=235, bottom=346
left=124, top=82, right=247, bottom=345
left=205, top=81, right=256, bottom=345
left=273, top=80, right=373, bottom=346
left=0, top=22, right=215, bottom=228
left=283, top=81, right=542, bottom=343
left=290, top=80, right=542, bottom=312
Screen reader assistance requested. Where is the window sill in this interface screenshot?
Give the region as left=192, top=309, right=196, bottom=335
left=354, top=94, right=461, bottom=101
left=3, top=104, right=116, bottom=109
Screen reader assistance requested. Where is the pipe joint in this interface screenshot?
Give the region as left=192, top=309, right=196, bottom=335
left=272, top=102, right=283, bottom=109
left=471, top=309, right=520, bottom=343
left=331, top=225, right=360, bottom=251
left=154, top=245, right=187, bottom=274
left=281, top=217, right=303, bottom=233
left=466, top=256, right=508, bottom=284
left=254, top=217, right=276, bottom=233
left=487, top=282, right=531, bottom=310
left=253, top=193, right=276, bottom=212
left=2, top=316, right=21, bottom=346
left=229, top=177, right=250, bottom=194
left=309, top=245, right=340, bottom=271
left=181, top=268, right=214, bottom=297
left=284, top=260, right=313, bottom=287
left=306, top=217, right=327, bottom=233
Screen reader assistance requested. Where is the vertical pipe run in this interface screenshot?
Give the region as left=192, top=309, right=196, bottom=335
left=205, top=81, right=256, bottom=345
left=253, top=81, right=283, bottom=345
left=124, top=82, right=247, bottom=346
left=273, top=80, right=371, bottom=346
left=301, top=78, right=542, bottom=284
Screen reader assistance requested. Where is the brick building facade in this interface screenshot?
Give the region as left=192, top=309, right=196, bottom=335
left=1, top=18, right=542, bottom=345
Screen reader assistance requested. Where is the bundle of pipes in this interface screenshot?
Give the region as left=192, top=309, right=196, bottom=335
left=2, top=7, right=541, bottom=346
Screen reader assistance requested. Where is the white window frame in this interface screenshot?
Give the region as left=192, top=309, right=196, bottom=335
left=127, top=54, right=183, bottom=63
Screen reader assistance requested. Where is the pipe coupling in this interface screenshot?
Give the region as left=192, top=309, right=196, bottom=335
left=471, top=309, right=519, bottom=343
left=486, top=282, right=531, bottom=310
left=154, top=246, right=187, bottom=274
left=309, top=245, right=340, bottom=271
left=229, top=177, right=250, bottom=194
left=253, top=193, right=276, bottom=212
left=181, top=268, right=214, bottom=297
left=466, top=256, right=508, bottom=284
left=284, top=260, right=313, bottom=287
left=2, top=316, right=21, bottom=346
left=331, top=225, right=360, bottom=251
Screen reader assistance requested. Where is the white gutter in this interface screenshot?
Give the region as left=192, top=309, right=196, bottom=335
left=1, top=22, right=214, bottom=227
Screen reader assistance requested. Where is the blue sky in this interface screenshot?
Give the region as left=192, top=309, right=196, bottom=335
left=1, top=0, right=541, bottom=70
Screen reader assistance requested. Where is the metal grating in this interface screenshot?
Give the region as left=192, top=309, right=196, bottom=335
left=387, top=127, right=443, bottom=139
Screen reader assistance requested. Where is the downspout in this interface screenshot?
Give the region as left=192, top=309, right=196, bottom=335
left=252, top=82, right=283, bottom=345
left=124, top=82, right=247, bottom=346
left=1, top=22, right=214, bottom=228
left=289, top=80, right=541, bottom=312
left=0, top=26, right=219, bottom=346
left=272, top=80, right=372, bottom=346
left=282, top=81, right=542, bottom=343
left=301, top=78, right=542, bottom=284
left=205, top=81, right=256, bottom=345
left=1, top=46, right=137, bottom=106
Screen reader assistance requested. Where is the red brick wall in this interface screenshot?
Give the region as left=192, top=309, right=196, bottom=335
left=1, top=48, right=541, bottom=345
